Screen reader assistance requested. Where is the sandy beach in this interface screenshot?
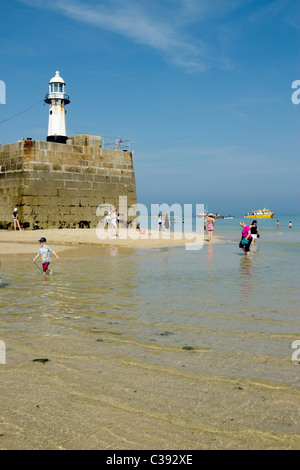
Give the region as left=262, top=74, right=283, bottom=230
left=0, top=227, right=220, bottom=254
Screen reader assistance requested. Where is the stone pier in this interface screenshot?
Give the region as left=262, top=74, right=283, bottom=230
left=0, top=134, right=137, bottom=229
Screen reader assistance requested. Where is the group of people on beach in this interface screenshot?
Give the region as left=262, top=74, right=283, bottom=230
left=7, top=206, right=294, bottom=278
left=204, top=214, right=294, bottom=256
left=238, top=218, right=293, bottom=255
left=103, top=210, right=119, bottom=237
left=238, top=220, right=260, bottom=255
left=155, top=211, right=293, bottom=256
left=276, top=219, right=292, bottom=229
left=157, top=212, right=171, bottom=232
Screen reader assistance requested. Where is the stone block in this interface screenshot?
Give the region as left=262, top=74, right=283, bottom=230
left=63, top=165, right=81, bottom=173
left=52, top=163, right=62, bottom=171
left=65, top=180, right=80, bottom=189
left=38, top=141, right=51, bottom=150
left=29, top=162, right=52, bottom=172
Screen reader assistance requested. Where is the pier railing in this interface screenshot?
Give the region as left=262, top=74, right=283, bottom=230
left=73, top=133, right=131, bottom=152
left=101, top=136, right=131, bottom=152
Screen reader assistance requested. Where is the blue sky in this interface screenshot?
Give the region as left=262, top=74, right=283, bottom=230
left=1, top=0, right=299, bottom=215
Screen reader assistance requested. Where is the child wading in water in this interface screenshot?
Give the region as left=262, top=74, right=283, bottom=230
left=32, top=237, right=59, bottom=275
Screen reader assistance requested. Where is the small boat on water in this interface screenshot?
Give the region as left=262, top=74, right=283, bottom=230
left=197, top=212, right=234, bottom=219
left=244, top=209, right=274, bottom=219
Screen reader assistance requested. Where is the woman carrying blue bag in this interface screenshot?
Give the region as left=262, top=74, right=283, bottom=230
left=239, top=221, right=252, bottom=255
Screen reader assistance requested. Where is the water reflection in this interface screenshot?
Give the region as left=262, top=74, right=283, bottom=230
left=238, top=255, right=254, bottom=308
left=109, top=247, right=119, bottom=257
left=206, top=243, right=214, bottom=278
left=0, top=250, right=143, bottom=337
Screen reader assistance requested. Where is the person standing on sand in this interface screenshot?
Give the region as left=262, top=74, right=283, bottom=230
left=163, top=212, right=170, bottom=233
left=12, top=208, right=21, bottom=231
left=157, top=213, right=162, bottom=231
left=111, top=210, right=119, bottom=237
left=239, top=222, right=252, bottom=255
left=32, top=237, right=59, bottom=275
left=104, top=210, right=111, bottom=229
left=204, top=214, right=215, bottom=242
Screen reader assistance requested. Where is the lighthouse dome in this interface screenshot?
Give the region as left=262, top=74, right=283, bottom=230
left=49, top=71, right=65, bottom=84
left=45, top=70, right=70, bottom=106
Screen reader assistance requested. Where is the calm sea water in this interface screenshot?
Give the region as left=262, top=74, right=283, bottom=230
left=0, top=215, right=299, bottom=389
left=140, top=214, right=299, bottom=241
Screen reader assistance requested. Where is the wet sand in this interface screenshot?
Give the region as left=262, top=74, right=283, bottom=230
left=1, top=331, right=299, bottom=450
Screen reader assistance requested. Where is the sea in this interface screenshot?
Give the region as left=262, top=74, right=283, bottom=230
left=0, top=214, right=299, bottom=449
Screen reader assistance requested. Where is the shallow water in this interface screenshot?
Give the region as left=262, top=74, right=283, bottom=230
left=0, top=221, right=300, bottom=449
left=1, top=232, right=299, bottom=387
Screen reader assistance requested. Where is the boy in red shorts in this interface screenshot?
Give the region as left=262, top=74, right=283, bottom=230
left=32, top=237, right=59, bottom=275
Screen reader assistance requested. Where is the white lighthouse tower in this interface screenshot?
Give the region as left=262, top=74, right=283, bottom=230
left=44, top=71, right=70, bottom=144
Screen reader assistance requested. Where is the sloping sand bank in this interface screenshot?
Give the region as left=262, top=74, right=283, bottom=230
left=0, top=228, right=221, bottom=254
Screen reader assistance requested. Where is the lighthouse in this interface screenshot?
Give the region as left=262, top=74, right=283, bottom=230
left=44, top=71, right=70, bottom=144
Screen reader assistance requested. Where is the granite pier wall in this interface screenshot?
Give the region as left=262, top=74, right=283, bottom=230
left=0, top=134, right=137, bottom=229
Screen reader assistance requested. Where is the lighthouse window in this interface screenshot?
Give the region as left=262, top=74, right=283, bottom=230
left=51, top=83, right=63, bottom=93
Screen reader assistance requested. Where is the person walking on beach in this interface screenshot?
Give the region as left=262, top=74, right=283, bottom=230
left=204, top=214, right=215, bottom=242
left=32, top=237, right=59, bottom=275
left=111, top=210, right=119, bottom=237
left=104, top=210, right=111, bottom=229
left=250, top=220, right=260, bottom=245
left=12, top=208, right=21, bottom=231
left=163, top=212, right=170, bottom=233
left=239, top=222, right=252, bottom=255
left=157, top=213, right=163, bottom=231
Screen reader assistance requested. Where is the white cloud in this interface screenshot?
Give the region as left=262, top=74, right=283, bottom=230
left=16, top=0, right=222, bottom=72
left=247, top=0, right=295, bottom=23
left=19, top=0, right=297, bottom=72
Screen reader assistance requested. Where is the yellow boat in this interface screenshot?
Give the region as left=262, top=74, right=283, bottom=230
left=245, top=209, right=274, bottom=219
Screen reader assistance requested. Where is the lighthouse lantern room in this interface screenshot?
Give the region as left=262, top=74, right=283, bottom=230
left=44, top=71, right=70, bottom=144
